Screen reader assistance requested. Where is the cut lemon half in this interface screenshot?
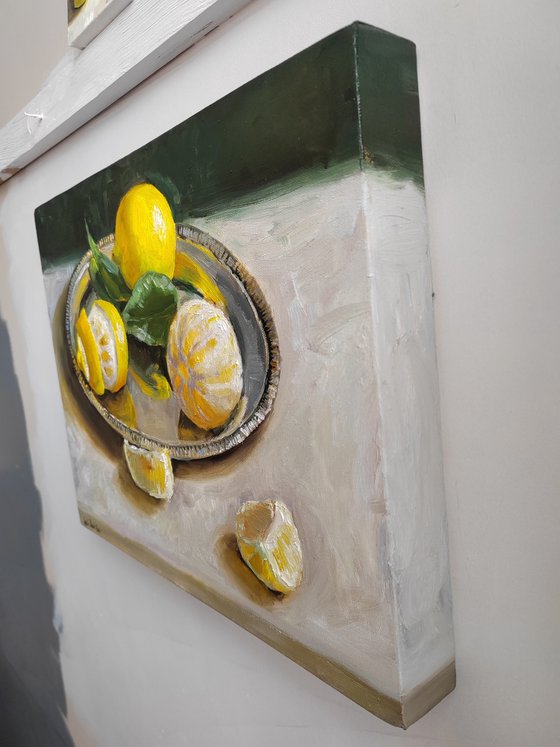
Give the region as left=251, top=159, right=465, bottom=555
left=75, top=300, right=128, bottom=395
left=236, top=500, right=303, bottom=594
left=123, top=441, right=173, bottom=501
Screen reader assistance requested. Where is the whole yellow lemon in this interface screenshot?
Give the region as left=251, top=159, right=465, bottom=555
left=113, top=183, right=176, bottom=289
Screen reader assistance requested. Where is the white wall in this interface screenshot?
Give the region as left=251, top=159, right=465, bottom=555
left=0, top=0, right=66, bottom=127
left=1, top=1, right=559, bottom=745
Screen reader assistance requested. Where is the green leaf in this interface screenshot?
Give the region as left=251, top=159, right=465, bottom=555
left=122, top=272, right=178, bottom=347
left=86, top=222, right=130, bottom=304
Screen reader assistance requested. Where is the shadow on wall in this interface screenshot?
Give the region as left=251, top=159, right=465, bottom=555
left=0, top=317, right=73, bottom=745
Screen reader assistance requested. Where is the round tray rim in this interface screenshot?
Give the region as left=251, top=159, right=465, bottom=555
left=64, top=223, right=280, bottom=460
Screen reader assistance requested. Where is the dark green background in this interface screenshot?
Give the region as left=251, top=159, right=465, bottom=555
left=35, top=22, right=423, bottom=268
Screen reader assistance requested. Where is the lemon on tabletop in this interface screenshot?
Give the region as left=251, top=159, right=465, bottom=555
left=166, top=298, right=243, bottom=431
left=113, top=183, right=176, bottom=289
left=236, top=500, right=303, bottom=594
left=75, top=300, right=128, bottom=395
left=123, top=440, right=174, bottom=501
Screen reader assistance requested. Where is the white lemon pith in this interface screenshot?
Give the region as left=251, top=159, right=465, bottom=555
left=236, top=500, right=303, bottom=594
left=123, top=440, right=174, bottom=501
left=166, top=298, right=243, bottom=431
left=89, top=301, right=128, bottom=392
left=75, top=300, right=128, bottom=395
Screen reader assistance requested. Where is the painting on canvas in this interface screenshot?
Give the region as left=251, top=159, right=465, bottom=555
left=68, top=0, right=132, bottom=49
left=35, top=23, right=455, bottom=728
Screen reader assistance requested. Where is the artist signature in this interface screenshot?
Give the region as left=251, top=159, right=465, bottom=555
left=82, top=517, right=101, bottom=534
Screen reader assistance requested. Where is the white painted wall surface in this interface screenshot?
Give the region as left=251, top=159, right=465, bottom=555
left=0, top=0, right=66, bottom=128
left=1, top=0, right=559, bottom=745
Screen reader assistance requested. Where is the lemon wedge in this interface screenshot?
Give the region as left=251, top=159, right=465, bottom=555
left=75, top=300, right=128, bottom=395
left=114, top=183, right=176, bottom=289
left=123, top=441, right=173, bottom=501
left=236, top=500, right=303, bottom=593
left=167, top=298, right=243, bottom=431
left=76, top=308, right=104, bottom=395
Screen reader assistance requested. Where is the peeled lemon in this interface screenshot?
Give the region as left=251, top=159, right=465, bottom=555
left=166, top=298, right=243, bottom=431
left=123, top=440, right=173, bottom=501
left=75, top=300, right=128, bottom=395
left=113, top=183, right=176, bottom=289
left=236, top=500, right=303, bottom=593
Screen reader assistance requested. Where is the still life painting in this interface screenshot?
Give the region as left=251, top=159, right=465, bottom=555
left=35, top=23, right=455, bottom=728
left=67, top=0, right=132, bottom=49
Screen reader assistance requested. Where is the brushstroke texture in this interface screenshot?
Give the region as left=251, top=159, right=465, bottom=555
left=35, top=23, right=422, bottom=268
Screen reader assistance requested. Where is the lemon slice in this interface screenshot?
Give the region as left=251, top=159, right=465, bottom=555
left=75, top=308, right=105, bottom=395
left=236, top=500, right=303, bottom=593
left=123, top=441, right=174, bottom=501
left=167, top=298, right=243, bottom=430
left=75, top=300, right=128, bottom=395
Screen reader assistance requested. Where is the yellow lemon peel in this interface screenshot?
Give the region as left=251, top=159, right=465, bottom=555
left=114, top=183, right=176, bottom=289
left=174, top=247, right=226, bottom=310
left=75, top=301, right=128, bottom=396
left=75, top=308, right=104, bottom=395
left=104, top=388, right=137, bottom=428
left=130, top=368, right=172, bottom=400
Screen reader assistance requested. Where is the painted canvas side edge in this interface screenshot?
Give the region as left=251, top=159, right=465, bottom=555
left=355, top=22, right=424, bottom=182
left=353, top=22, right=454, bottom=700
left=357, top=76, right=455, bottom=705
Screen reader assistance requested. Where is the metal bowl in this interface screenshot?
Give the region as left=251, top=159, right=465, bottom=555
left=65, top=223, right=280, bottom=460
